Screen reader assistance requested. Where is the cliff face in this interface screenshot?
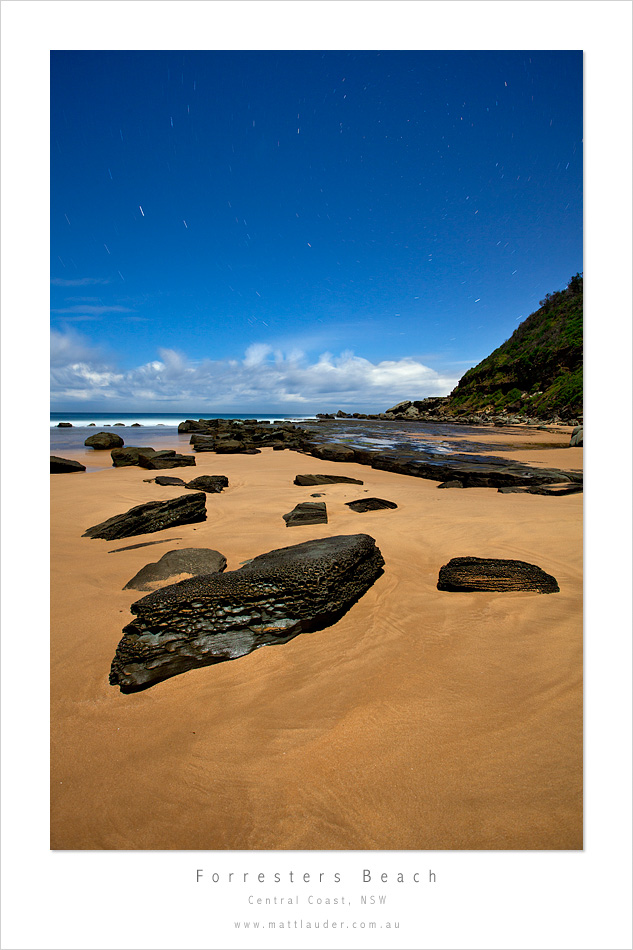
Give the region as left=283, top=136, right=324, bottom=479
left=444, top=274, right=583, bottom=419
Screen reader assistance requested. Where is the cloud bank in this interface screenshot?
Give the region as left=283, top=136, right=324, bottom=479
left=50, top=329, right=458, bottom=412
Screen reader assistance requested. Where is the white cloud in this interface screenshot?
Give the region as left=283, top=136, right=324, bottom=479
left=50, top=330, right=458, bottom=411
left=243, top=343, right=273, bottom=367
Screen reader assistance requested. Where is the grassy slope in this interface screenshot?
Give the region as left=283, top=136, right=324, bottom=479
left=446, top=274, right=583, bottom=418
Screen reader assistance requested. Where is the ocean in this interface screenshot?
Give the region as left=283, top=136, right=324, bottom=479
left=50, top=409, right=488, bottom=461
left=50, top=411, right=318, bottom=428
left=50, top=410, right=322, bottom=456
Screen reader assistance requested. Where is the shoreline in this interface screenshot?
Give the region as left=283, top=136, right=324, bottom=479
left=51, top=428, right=583, bottom=850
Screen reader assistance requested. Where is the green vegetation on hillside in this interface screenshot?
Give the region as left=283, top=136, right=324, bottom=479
left=446, top=274, right=583, bottom=418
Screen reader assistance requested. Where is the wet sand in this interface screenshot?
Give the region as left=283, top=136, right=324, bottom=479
left=50, top=432, right=583, bottom=850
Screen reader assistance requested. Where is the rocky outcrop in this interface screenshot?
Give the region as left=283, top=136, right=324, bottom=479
left=303, top=443, right=582, bottom=490
left=185, top=475, right=229, bottom=493
left=85, top=431, right=124, bottom=450
left=437, top=556, right=559, bottom=593
left=214, top=440, right=258, bottom=454
left=181, top=418, right=307, bottom=453
left=294, top=474, right=364, bottom=486
left=83, top=492, right=207, bottom=541
left=123, top=548, right=227, bottom=591
left=283, top=502, right=328, bottom=526
left=111, top=447, right=157, bottom=467
left=309, top=443, right=356, bottom=463
left=56, top=422, right=73, bottom=427
left=50, top=456, right=86, bottom=473
left=110, top=534, right=385, bottom=690
left=345, top=497, right=398, bottom=512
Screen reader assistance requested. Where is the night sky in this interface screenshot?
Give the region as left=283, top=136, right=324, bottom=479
left=50, top=50, right=583, bottom=412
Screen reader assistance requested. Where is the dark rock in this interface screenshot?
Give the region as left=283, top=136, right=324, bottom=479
left=345, top=497, right=398, bottom=512
left=50, top=456, right=86, bottom=474
left=190, top=443, right=217, bottom=453
left=210, top=439, right=246, bottom=454
left=56, top=422, right=73, bottom=427
left=110, top=533, right=384, bottom=690
left=530, top=483, right=583, bottom=496
left=437, top=556, right=559, bottom=593
left=437, top=480, right=465, bottom=489
left=137, top=452, right=196, bottom=470
left=149, top=476, right=186, bottom=486
left=498, top=483, right=583, bottom=496
left=178, top=419, right=206, bottom=433
left=185, top=475, right=229, bottom=493
left=83, top=492, right=207, bottom=540
left=309, top=442, right=356, bottom=463
left=367, top=450, right=579, bottom=489
left=283, top=502, right=328, bottom=526
left=123, top=548, right=227, bottom=591
left=111, top=447, right=157, bottom=467
left=570, top=426, right=583, bottom=447
left=131, top=423, right=142, bottom=427
left=85, top=431, right=124, bottom=449
left=294, top=474, right=364, bottom=486
left=386, top=400, right=412, bottom=414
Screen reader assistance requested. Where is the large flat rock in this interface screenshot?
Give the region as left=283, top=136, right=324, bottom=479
left=83, top=492, right=207, bottom=541
left=367, top=450, right=580, bottom=488
left=110, top=534, right=385, bottom=690
left=299, top=432, right=582, bottom=489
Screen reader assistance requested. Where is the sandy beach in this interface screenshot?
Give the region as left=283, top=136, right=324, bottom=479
left=50, top=428, right=583, bottom=850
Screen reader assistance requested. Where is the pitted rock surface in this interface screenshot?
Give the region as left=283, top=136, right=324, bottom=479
left=110, top=533, right=384, bottom=691
left=437, top=556, right=559, bottom=593
left=83, top=492, right=207, bottom=540
left=123, top=548, right=227, bottom=591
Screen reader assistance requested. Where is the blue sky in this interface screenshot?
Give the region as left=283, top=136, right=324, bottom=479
left=50, top=49, right=583, bottom=412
